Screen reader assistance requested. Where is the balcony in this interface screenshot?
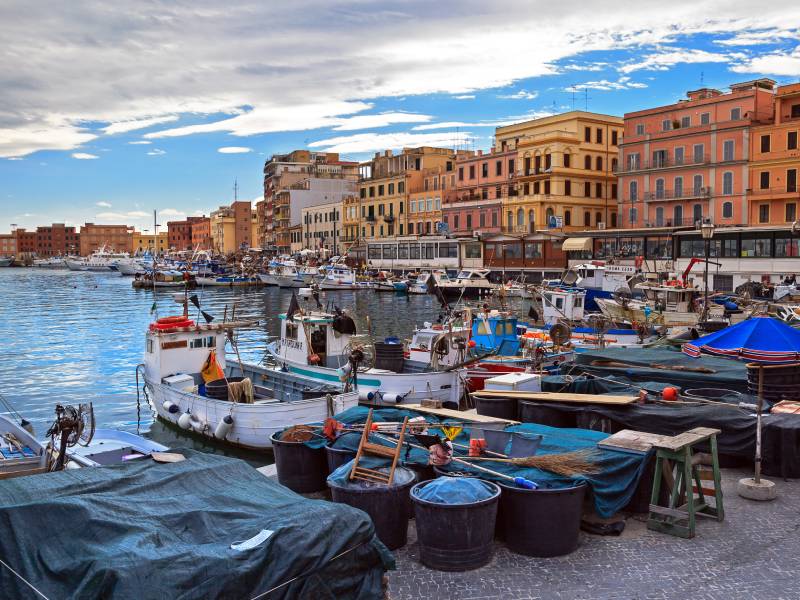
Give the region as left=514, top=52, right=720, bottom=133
left=365, top=215, right=376, bottom=222
left=641, top=187, right=713, bottom=202
left=383, top=215, right=395, bottom=223
left=642, top=218, right=700, bottom=228
left=616, top=155, right=711, bottom=174
left=748, top=186, right=800, bottom=197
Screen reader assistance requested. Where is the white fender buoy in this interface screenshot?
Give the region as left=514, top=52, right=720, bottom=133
left=177, top=411, right=192, bottom=429
left=381, top=393, right=400, bottom=403
left=215, top=414, right=234, bottom=439
left=358, top=389, right=378, bottom=402
left=190, top=415, right=205, bottom=433
left=163, top=400, right=179, bottom=414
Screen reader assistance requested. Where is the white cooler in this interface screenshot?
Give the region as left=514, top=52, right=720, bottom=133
left=484, top=372, right=542, bottom=393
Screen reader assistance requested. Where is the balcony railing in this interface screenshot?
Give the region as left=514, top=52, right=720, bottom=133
left=616, top=155, right=711, bottom=174
left=748, top=186, right=800, bottom=196
left=383, top=215, right=395, bottom=223
left=641, top=187, right=713, bottom=202
left=642, top=218, right=701, bottom=228
left=365, top=215, right=376, bottom=222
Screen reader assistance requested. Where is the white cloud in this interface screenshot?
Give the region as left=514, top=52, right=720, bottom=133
left=95, top=201, right=112, bottom=207
left=618, top=48, right=734, bottom=74
left=413, top=121, right=491, bottom=131
left=6, top=157, right=23, bottom=161
left=159, top=208, right=184, bottom=216
left=308, top=131, right=476, bottom=154
left=330, top=111, right=432, bottom=131
left=565, top=78, right=648, bottom=92
left=128, top=140, right=152, bottom=145
left=217, top=146, right=252, bottom=153
left=103, top=115, right=178, bottom=135
left=96, top=210, right=149, bottom=221
left=732, top=46, right=800, bottom=76
left=453, top=95, right=475, bottom=100
left=146, top=148, right=166, bottom=156
left=2, top=5, right=800, bottom=157
left=72, top=152, right=99, bottom=159
left=498, top=90, right=539, bottom=100
left=716, top=29, right=798, bottom=46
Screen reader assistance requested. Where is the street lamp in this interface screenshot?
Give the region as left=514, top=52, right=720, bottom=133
left=700, top=221, right=715, bottom=324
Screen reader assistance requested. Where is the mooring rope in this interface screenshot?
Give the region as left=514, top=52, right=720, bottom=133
left=0, top=556, right=51, bottom=600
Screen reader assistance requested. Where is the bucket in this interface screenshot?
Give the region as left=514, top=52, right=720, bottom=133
left=411, top=479, right=501, bottom=571
left=270, top=432, right=327, bottom=493
left=328, top=466, right=416, bottom=550
left=497, top=481, right=585, bottom=557
left=475, top=396, right=517, bottom=421
left=518, top=400, right=577, bottom=428
left=205, top=377, right=244, bottom=400
left=374, top=341, right=405, bottom=373
left=325, top=445, right=357, bottom=474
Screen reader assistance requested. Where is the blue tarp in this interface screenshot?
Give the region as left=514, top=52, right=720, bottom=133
left=683, top=316, right=800, bottom=363
left=412, top=477, right=497, bottom=504
left=0, top=449, right=393, bottom=599
left=321, top=408, right=648, bottom=519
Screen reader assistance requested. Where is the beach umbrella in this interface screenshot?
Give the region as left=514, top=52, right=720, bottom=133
left=682, top=316, right=800, bottom=364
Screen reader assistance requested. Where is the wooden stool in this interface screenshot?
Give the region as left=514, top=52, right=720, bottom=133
left=350, top=409, right=408, bottom=486
left=647, top=427, right=724, bottom=539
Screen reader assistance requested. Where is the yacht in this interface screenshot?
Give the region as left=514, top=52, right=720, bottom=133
left=65, top=246, right=131, bottom=272
left=33, top=256, right=66, bottom=268
left=436, top=268, right=497, bottom=299
left=318, top=265, right=370, bottom=290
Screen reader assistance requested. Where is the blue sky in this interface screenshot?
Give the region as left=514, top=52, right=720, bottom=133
left=1, top=1, right=799, bottom=232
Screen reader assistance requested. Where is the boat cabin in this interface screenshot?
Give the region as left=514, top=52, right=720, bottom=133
left=144, top=321, right=227, bottom=383
left=471, top=311, right=520, bottom=356
left=636, top=284, right=696, bottom=313
left=541, top=289, right=586, bottom=325
left=275, top=312, right=354, bottom=368
left=407, top=323, right=470, bottom=368
left=455, top=268, right=491, bottom=282
left=570, top=263, right=634, bottom=293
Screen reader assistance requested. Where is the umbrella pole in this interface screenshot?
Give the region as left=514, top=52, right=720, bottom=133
left=755, top=365, right=763, bottom=484
left=737, top=363, right=776, bottom=501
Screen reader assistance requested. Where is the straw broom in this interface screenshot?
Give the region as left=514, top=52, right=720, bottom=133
left=460, top=449, right=602, bottom=477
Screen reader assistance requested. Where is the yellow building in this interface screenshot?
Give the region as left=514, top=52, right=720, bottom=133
left=353, top=147, right=457, bottom=242
left=251, top=210, right=260, bottom=250
left=131, top=231, right=169, bottom=254
left=495, top=111, right=623, bottom=233
left=210, top=206, right=237, bottom=254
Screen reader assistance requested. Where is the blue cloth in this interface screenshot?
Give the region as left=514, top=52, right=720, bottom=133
left=412, top=477, right=497, bottom=504
left=683, top=316, right=800, bottom=363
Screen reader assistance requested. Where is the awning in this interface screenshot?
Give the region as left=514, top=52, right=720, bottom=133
left=562, top=237, right=592, bottom=252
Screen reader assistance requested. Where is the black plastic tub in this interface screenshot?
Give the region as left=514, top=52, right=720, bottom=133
left=518, top=400, right=577, bottom=428
left=270, top=432, right=327, bottom=493
left=411, top=479, right=501, bottom=571
left=475, top=395, right=518, bottom=421
left=496, top=481, right=585, bottom=557
left=324, top=445, right=356, bottom=474
left=328, top=467, right=416, bottom=550
left=404, top=462, right=435, bottom=483
left=205, top=376, right=244, bottom=400
left=433, top=466, right=479, bottom=478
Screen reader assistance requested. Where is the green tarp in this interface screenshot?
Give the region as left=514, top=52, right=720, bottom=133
left=0, top=449, right=392, bottom=599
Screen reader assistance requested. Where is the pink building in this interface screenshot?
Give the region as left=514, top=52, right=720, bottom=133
left=441, top=147, right=516, bottom=237
left=618, top=79, right=776, bottom=229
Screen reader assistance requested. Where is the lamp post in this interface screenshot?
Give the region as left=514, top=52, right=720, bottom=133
left=700, top=221, right=715, bottom=324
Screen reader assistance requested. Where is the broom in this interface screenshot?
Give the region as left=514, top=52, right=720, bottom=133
left=460, top=449, right=602, bottom=477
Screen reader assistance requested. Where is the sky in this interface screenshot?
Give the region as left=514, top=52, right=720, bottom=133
left=1, top=1, right=800, bottom=233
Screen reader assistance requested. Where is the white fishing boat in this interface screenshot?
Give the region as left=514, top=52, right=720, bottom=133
left=408, top=270, right=450, bottom=294
left=196, top=274, right=260, bottom=287
left=495, top=281, right=533, bottom=299
left=264, top=309, right=467, bottom=407
left=33, top=256, right=66, bottom=268
left=65, top=246, right=131, bottom=272
left=437, top=268, right=497, bottom=299
left=319, top=266, right=370, bottom=290
left=142, top=310, right=358, bottom=450
left=274, top=263, right=311, bottom=288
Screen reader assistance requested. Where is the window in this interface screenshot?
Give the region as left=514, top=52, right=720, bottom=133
left=722, top=202, right=733, bottom=219
left=564, top=210, right=571, bottom=226
left=674, top=147, right=684, bottom=165
left=760, top=171, right=770, bottom=189
left=723, top=140, right=734, bottom=162
left=399, top=201, right=404, bottom=214
left=466, top=214, right=472, bottom=229
left=426, top=198, right=433, bottom=212
left=627, top=153, right=640, bottom=170
left=629, top=207, right=637, bottom=225
left=776, top=236, right=800, bottom=257
left=508, top=159, right=515, bottom=174
left=495, top=160, right=502, bottom=176
left=584, top=126, right=591, bottom=142
left=388, top=183, right=394, bottom=195
left=545, top=154, right=552, bottom=170
left=693, top=144, right=704, bottom=163
left=584, top=155, right=592, bottom=170
left=544, top=180, right=550, bottom=194
left=439, top=243, right=458, bottom=258
left=655, top=206, right=664, bottom=227
left=741, top=235, right=772, bottom=257
left=759, top=204, right=769, bottom=224
left=788, top=169, right=797, bottom=193
left=662, top=119, right=672, bottom=131
left=378, top=184, right=384, bottom=196
left=611, top=130, right=619, bottom=145
left=789, top=131, right=798, bottom=150
left=507, top=211, right=513, bottom=229
left=700, top=112, right=710, bottom=125
left=655, top=178, right=665, bottom=199
left=629, top=181, right=638, bottom=201
left=786, top=203, right=797, bottom=222
left=652, top=149, right=667, bottom=168
left=793, top=104, right=800, bottom=118
left=722, top=172, right=733, bottom=195
left=492, top=211, right=498, bottom=227
left=465, top=242, right=481, bottom=258
left=761, top=135, right=771, bottom=153
left=565, top=180, right=572, bottom=196
left=693, top=203, right=703, bottom=224
left=458, top=167, right=464, bottom=181
left=410, top=243, right=420, bottom=258
left=410, top=200, right=416, bottom=213
left=469, top=165, right=475, bottom=179
left=398, top=182, right=404, bottom=193
left=714, top=274, right=734, bottom=292
left=584, top=211, right=591, bottom=226
left=408, top=222, right=414, bottom=234
left=595, top=182, right=602, bottom=197
left=596, top=128, right=603, bottom=144
left=610, top=212, right=618, bottom=228
left=596, top=156, right=603, bottom=171
left=369, top=186, right=375, bottom=197
left=730, top=107, right=741, bottom=120
left=482, top=163, right=488, bottom=178
left=674, top=176, right=684, bottom=198
left=693, top=174, right=704, bottom=195
left=524, top=241, right=542, bottom=259
left=584, top=182, right=591, bottom=197
left=612, top=184, right=618, bottom=199
left=563, top=154, right=570, bottom=168
left=479, top=212, right=485, bottom=228
left=635, top=123, right=645, bottom=135
left=517, top=208, right=524, bottom=227
left=435, top=197, right=441, bottom=210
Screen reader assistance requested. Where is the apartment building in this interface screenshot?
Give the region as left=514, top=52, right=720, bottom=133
left=210, top=200, right=252, bottom=254
left=617, top=79, right=776, bottom=229
left=167, top=216, right=208, bottom=251
left=495, top=111, right=623, bottom=234
left=35, top=223, right=80, bottom=256
left=301, top=200, right=342, bottom=255
left=749, top=83, right=800, bottom=226
left=441, top=147, right=513, bottom=237
left=79, top=223, right=133, bottom=256
left=191, top=217, right=212, bottom=250
left=407, top=165, right=455, bottom=236
left=132, top=231, right=169, bottom=254
left=0, top=234, right=16, bottom=256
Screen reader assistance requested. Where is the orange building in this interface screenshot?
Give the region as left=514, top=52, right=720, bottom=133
left=618, top=79, right=775, bottom=229
left=748, top=83, right=800, bottom=226
left=79, top=223, right=133, bottom=255
left=407, top=164, right=455, bottom=236
left=190, top=217, right=212, bottom=250
left=168, top=216, right=210, bottom=251
left=36, top=223, right=80, bottom=256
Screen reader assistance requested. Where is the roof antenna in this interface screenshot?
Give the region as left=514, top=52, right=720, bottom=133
left=571, top=86, right=576, bottom=110
left=584, top=88, right=590, bottom=111
left=700, top=71, right=704, bottom=86
left=233, top=178, right=239, bottom=202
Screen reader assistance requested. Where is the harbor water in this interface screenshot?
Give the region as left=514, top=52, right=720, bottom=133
left=0, top=269, right=502, bottom=457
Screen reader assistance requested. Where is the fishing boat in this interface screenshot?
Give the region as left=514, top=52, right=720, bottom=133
left=142, top=308, right=358, bottom=450
left=33, top=256, right=66, bottom=268
left=274, top=263, right=311, bottom=288
left=319, top=265, right=370, bottom=290
left=132, top=270, right=196, bottom=289
left=557, top=263, right=638, bottom=311
left=495, top=281, right=533, bottom=299
left=437, top=268, right=497, bottom=299
left=408, top=270, right=449, bottom=295
left=196, top=274, right=261, bottom=287
left=373, top=278, right=409, bottom=293
left=0, top=257, right=15, bottom=267
left=264, top=308, right=466, bottom=407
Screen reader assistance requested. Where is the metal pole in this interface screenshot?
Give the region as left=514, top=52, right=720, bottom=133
left=703, top=238, right=710, bottom=323
left=756, top=365, right=764, bottom=484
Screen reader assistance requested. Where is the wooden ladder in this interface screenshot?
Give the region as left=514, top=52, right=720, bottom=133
left=647, top=427, right=724, bottom=539
left=349, top=409, right=408, bottom=486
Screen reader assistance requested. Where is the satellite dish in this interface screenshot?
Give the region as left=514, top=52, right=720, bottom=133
left=561, top=268, right=579, bottom=286
left=550, top=322, right=571, bottom=346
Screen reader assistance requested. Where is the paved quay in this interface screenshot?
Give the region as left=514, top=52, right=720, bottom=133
left=387, top=467, right=800, bottom=600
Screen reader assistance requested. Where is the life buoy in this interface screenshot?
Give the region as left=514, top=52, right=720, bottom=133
left=150, top=319, right=195, bottom=331
left=157, top=315, right=188, bottom=324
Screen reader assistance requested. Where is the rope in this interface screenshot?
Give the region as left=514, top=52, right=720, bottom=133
left=0, top=557, right=51, bottom=600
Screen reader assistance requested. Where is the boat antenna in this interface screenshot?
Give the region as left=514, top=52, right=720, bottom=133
left=151, top=209, right=159, bottom=316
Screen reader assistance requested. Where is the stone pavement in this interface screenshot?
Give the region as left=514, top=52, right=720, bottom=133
left=387, top=468, right=800, bottom=600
